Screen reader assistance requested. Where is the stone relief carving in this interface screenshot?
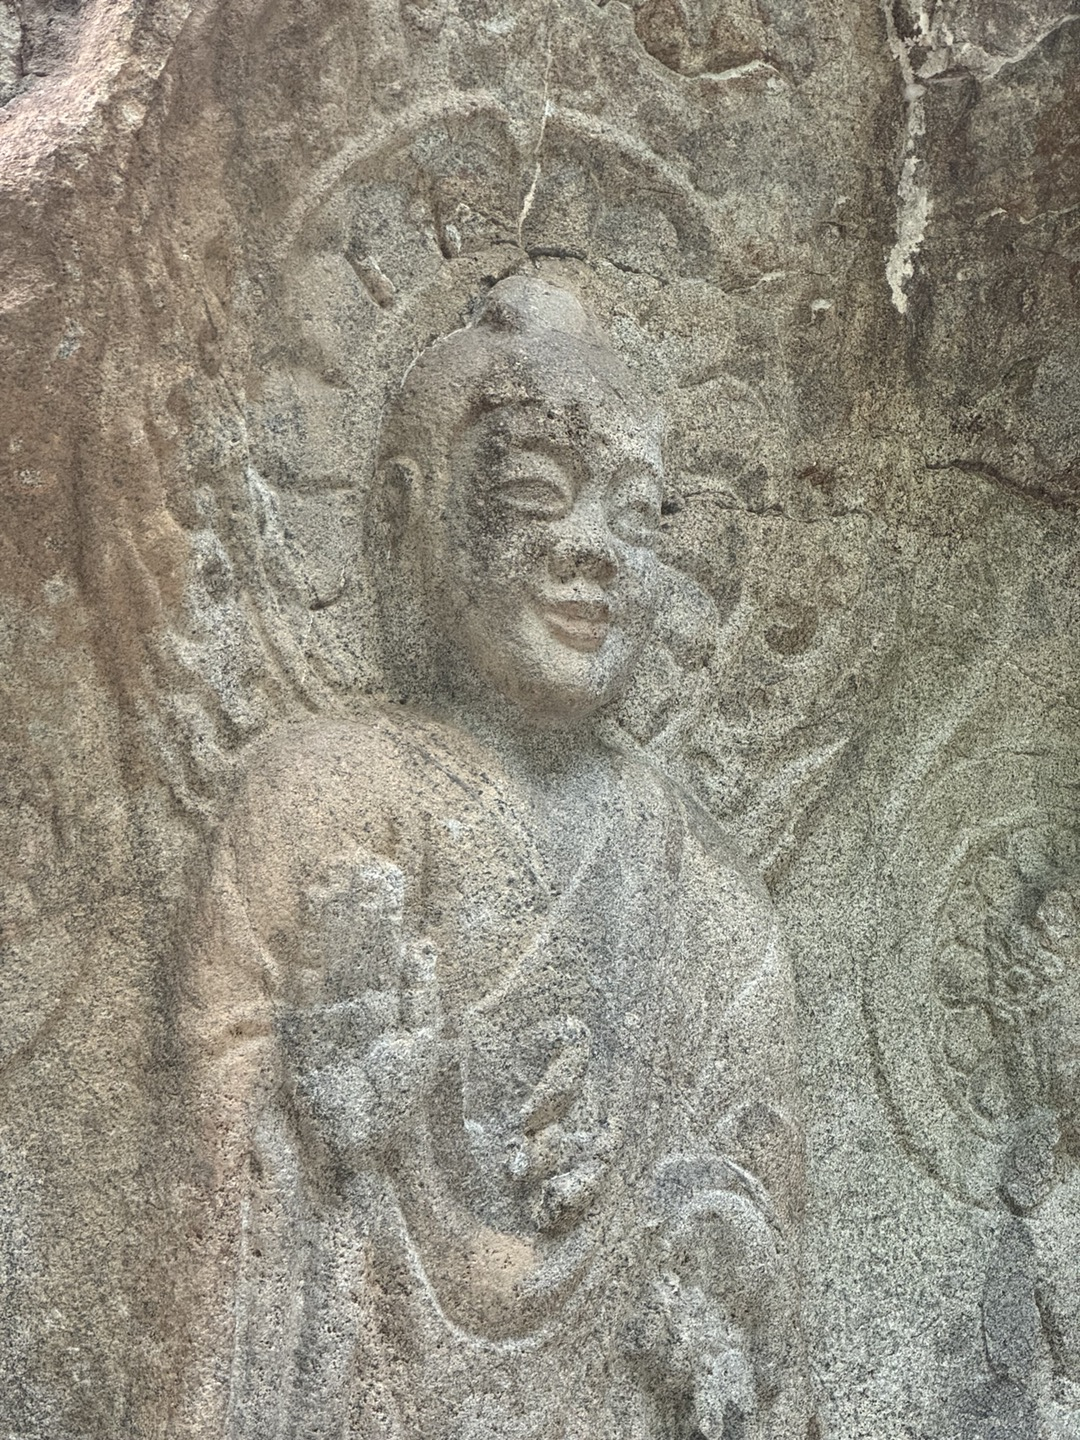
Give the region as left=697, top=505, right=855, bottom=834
left=2, top=2, right=1078, bottom=1436
left=971, top=869, right=1080, bottom=1433
left=866, top=803, right=1080, bottom=1434
left=149, top=23, right=871, bottom=879
left=185, top=277, right=807, bottom=1439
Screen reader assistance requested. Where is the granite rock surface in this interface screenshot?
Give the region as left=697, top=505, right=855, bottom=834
left=0, top=2, right=1077, bottom=1437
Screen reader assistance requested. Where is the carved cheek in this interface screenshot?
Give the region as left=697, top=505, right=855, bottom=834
left=452, top=523, right=550, bottom=633
left=456, top=506, right=519, bottom=588
left=499, top=517, right=559, bottom=585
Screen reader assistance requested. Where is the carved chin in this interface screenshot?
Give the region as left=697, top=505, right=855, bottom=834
left=445, top=606, right=638, bottom=722
left=519, top=673, right=628, bottom=727
left=501, top=632, right=634, bottom=722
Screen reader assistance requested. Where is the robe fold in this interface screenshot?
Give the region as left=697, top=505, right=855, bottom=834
left=184, top=701, right=804, bottom=1440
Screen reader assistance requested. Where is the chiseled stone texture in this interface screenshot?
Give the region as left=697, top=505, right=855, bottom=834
left=180, top=277, right=810, bottom=1440
left=0, top=2, right=1077, bottom=1438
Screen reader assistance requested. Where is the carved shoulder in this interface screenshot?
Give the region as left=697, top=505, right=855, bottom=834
left=218, top=708, right=428, bottom=927
left=187, top=707, right=430, bottom=1058
left=626, top=750, right=782, bottom=969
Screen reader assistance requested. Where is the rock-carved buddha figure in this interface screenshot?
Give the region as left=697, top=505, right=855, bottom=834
left=186, top=276, right=807, bottom=1439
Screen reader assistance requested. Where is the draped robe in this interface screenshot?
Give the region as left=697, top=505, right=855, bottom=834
left=185, top=701, right=804, bottom=1439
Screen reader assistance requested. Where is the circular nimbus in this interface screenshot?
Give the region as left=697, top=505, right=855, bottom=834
left=864, top=774, right=1079, bottom=1208
left=221, top=100, right=752, bottom=718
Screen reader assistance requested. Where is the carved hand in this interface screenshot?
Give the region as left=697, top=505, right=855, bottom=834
left=281, top=857, right=445, bottom=1165
left=492, top=1017, right=612, bottom=1235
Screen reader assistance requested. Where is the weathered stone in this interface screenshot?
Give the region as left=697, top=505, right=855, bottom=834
left=0, top=2, right=1076, bottom=1438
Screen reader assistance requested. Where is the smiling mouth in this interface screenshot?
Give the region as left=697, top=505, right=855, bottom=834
left=540, top=600, right=612, bottom=653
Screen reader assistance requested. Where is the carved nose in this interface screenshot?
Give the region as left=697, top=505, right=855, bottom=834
left=549, top=530, right=619, bottom=586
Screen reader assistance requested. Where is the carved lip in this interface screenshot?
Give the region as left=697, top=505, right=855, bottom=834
left=540, top=599, right=612, bottom=653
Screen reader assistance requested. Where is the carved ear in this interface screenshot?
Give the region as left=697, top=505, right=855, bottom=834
left=374, top=455, right=421, bottom=554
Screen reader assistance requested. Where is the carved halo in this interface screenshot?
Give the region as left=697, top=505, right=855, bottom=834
left=863, top=758, right=1078, bottom=1208
left=177, top=101, right=743, bottom=775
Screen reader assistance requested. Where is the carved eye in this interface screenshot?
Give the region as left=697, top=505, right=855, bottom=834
left=496, top=473, right=572, bottom=519
left=612, top=497, right=661, bottom=547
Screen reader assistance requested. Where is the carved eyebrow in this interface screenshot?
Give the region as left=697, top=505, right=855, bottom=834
left=496, top=419, right=576, bottom=452
left=496, top=451, right=573, bottom=484
left=496, top=437, right=584, bottom=489
left=492, top=436, right=578, bottom=470
left=614, top=456, right=664, bottom=489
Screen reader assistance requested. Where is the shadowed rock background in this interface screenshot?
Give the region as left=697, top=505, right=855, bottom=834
left=0, top=1, right=1077, bottom=1436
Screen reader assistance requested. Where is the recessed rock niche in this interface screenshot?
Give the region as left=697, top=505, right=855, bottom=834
left=0, top=3, right=1076, bottom=1438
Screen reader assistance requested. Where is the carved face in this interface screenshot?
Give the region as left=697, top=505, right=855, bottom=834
left=421, top=366, right=664, bottom=725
